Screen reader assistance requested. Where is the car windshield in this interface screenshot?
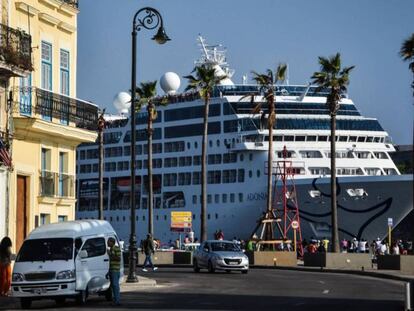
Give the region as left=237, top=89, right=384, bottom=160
left=211, top=242, right=240, bottom=252
left=17, top=238, right=73, bottom=262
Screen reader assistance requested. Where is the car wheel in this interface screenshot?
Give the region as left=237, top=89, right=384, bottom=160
left=76, top=288, right=88, bottom=305
left=193, top=259, right=200, bottom=273
left=226, top=270, right=231, bottom=273
left=55, top=297, right=66, bottom=306
left=242, top=270, right=248, bottom=274
left=208, top=260, right=215, bottom=273
left=105, top=287, right=113, bottom=302
left=20, top=298, right=32, bottom=309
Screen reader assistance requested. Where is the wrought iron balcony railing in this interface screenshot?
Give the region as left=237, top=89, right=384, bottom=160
left=0, top=23, right=32, bottom=72
left=17, top=87, right=98, bottom=131
left=39, top=170, right=75, bottom=198
left=62, top=0, right=79, bottom=8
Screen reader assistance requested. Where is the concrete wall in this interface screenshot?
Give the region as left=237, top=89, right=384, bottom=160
left=304, top=253, right=372, bottom=269
left=378, top=255, right=414, bottom=274
left=246, top=251, right=297, bottom=266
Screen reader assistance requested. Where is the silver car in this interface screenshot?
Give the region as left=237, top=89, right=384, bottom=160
left=193, top=240, right=249, bottom=273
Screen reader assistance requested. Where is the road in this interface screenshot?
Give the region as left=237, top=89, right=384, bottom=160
left=1, top=268, right=405, bottom=311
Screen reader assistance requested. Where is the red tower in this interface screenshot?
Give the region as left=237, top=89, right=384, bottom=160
left=273, top=145, right=304, bottom=256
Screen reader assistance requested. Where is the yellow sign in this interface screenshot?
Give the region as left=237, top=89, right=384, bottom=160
left=171, top=211, right=192, bottom=232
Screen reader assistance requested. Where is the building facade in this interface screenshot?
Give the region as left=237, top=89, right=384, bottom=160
left=2, top=0, right=98, bottom=251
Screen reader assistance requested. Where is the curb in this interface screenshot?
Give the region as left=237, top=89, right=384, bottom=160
left=250, top=265, right=414, bottom=282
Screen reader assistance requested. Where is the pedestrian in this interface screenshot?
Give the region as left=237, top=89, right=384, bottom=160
left=322, top=237, right=330, bottom=252
left=247, top=240, right=254, bottom=251
left=217, top=229, right=224, bottom=240
left=107, top=237, right=121, bottom=306
left=142, top=234, right=157, bottom=272
left=0, top=237, right=12, bottom=296
left=340, top=238, right=348, bottom=253
left=358, top=238, right=367, bottom=253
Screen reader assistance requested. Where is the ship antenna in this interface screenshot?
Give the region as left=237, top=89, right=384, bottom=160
left=198, top=35, right=210, bottom=61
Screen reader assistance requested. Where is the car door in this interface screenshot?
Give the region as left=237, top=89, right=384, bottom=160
left=199, top=242, right=210, bottom=267
left=75, top=237, right=110, bottom=292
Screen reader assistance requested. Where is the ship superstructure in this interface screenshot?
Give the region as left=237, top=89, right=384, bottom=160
left=76, top=37, right=413, bottom=244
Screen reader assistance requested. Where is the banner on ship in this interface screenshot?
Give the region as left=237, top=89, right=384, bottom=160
left=170, top=211, right=192, bottom=232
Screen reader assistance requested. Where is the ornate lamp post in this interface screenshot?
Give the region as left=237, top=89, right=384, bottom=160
left=127, top=7, right=170, bottom=283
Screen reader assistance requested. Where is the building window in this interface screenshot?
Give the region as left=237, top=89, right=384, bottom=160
left=58, top=152, right=69, bottom=197
left=40, top=213, right=50, bottom=225
left=19, top=74, right=32, bottom=116
left=41, top=41, right=52, bottom=91
left=58, top=215, right=67, bottom=222
left=60, top=49, right=70, bottom=124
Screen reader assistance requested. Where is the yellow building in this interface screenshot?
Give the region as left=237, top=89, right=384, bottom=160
left=3, top=0, right=98, bottom=251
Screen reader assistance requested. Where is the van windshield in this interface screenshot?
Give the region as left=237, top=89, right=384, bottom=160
left=17, top=238, right=73, bottom=262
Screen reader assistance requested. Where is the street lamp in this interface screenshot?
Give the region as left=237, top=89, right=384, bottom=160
left=127, top=7, right=170, bottom=283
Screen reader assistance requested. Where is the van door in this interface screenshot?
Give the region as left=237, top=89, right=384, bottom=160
left=75, top=237, right=110, bottom=293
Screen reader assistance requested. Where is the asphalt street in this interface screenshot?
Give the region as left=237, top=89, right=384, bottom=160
left=1, top=268, right=406, bottom=311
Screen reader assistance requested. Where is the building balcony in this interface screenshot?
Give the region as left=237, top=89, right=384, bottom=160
left=39, top=170, right=75, bottom=198
left=0, top=23, right=32, bottom=77
left=12, top=87, right=98, bottom=145
left=62, top=0, right=78, bottom=8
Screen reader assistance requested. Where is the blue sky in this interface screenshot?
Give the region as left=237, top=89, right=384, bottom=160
left=77, top=0, right=413, bottom=144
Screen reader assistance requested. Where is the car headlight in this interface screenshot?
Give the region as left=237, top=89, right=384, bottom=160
left=56, top=270, right=75, bottom=280
left=242, top=256, right=249, bottom=263
left=12, top=273, right=24, bottom=282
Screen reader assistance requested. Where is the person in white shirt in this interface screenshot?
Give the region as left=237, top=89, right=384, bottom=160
left=358, top=239, right=367, bottom=253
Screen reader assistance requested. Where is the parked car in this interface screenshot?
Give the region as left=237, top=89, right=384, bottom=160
left=193, top=240, right=249, bottom=273
left=12, top=220, right=123, bottom=309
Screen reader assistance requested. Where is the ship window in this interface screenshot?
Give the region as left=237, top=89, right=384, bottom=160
left=165, top=157, right=178, bottom=167
left=239, top=193, right=243, bottom=202
left=215, top=194, right=219, bottom=204
left=365, top=168, right=382, bottom=176
left=238, top=169, right=245, bottom=182
left=230, top=193, right=235, bottom=203
left=249, top=153, right=253, bottom=161
left=208, top=154, right=222, bottom=165
left=240, top=154, right=244, bottom=161
left=164, top=104, right=220, bottom=121
left=222, top=194, right=227, bottom=203
left=193, top=156, right=201, bottom=166
left=216, top=140, right=220, bottom=147
left=209, top=140, right=213, bottom=147
left=249, top=170, right=252, bottom=178
left=349, top=136, right=357, bottom=142
left=165, top=122, right=221, bottom=139
left=374, top=137, right=381, bottom=143
left=384, top=168, right=398, bottom=175
left=178, top=173, right=191, bottom=185
left=163, top=173, right=177, bottom=187
left=306, top=136, right=317, bottom=141
left=207, top=195, right=212, bottom=204
left=357, top=136, right=366, bottom=142
left=284, top=136, right=294, bottom=141
left=318, top=136, right=328, bottom=142
left=135, top=160, right=142, bottom=169
left=222, top=170, right=236, bottom=183
left=208, top=171, right=221, bottom=184
left=179, top=156, right=192, bottom=167
left=339, top=136, right=348, bottom=142
left=208, top=214, right=211, bottom=220
left=124, top=146, right=130, bottom=156
left=164, top=141, right=185, bottom=153
left=275, top=135, right=283, bottom=141
left=194, top=141, right=198, bottom=149
left=192, top=214, right=195, bottom=220
left=374, top=152, right=388, bottom=159
left=295, top=136, right=305, bottom=141
left=223, top=153, right=237, bottom=163
left=192, top=194, right=198, bottom=204
left=257, top=170, right=261, bottom=177
left=80, top=150, right=85, bottom=159
left=299, top=151, right=322, bottom=158
left=164, top=215, right=167, bottom=221
left=366, top=137, right=374, bottom=142
left=215, top=213, right=218, bottom=219
left=187, top=142, right=191, bottom=149
left=192, top=172, right=201, bottom=185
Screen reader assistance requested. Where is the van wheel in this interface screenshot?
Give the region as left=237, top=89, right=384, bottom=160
left=76, top=289, right=88, bottom=305
left=242, top=270, right=248, bottom=274
left=208, top=260, right=215, bottom=273
left=20, top=298, right=32, bottom=309
left=55, top=297, right=66, bottom=305
left=193, top=259, right=200, bottom=273
left=104, top=287, right=112, bottom=302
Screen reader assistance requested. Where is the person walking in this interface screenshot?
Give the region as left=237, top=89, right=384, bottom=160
left=142, top=234, right=157, bottom=272
left=0, top=237, right=12, bottom=296
left=107, top=237, right=121, bottom=306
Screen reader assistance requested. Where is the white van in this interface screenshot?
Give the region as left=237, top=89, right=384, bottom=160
left=11, top=220, right=124, bottom=308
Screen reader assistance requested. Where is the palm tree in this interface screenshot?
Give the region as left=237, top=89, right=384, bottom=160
left=311, top=53, right=354, bottom=253
left=135, top=81, right=159, bottom=237
left=250, top=64, right=287, bottom=214
left=184, top=65, right=226, bottom=242
left=400, top=33, right=414, bottom=96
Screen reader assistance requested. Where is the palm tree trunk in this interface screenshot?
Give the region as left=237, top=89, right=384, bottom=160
left=147, top=103, right=154, bottom=236
left=98, top=124, right=104, bottom=220
left=201, top=95, right=209, bottom=242
left=330, top=114, right=339, bottom=253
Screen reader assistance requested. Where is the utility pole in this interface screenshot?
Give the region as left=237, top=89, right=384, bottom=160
left=97, top=110, right=105, bottom=220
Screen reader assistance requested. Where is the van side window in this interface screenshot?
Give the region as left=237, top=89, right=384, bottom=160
left=74, top=238, right=83, bottom=258
left=81, top=238, right=106, bottom=258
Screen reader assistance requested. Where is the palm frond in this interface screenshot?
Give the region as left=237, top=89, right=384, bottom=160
left=400, top=33, right=414, bottom=61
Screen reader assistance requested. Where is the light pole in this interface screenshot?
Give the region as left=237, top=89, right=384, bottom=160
left=127, top=7, right=170, bottom=283
left=97, top=109, right=105, bottom=220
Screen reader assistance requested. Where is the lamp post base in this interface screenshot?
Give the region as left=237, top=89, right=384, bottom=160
left=127, top=237, right=139, bottom=283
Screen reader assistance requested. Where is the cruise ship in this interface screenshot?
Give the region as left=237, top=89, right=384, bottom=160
left=76, top=37, right=413, bottom=244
